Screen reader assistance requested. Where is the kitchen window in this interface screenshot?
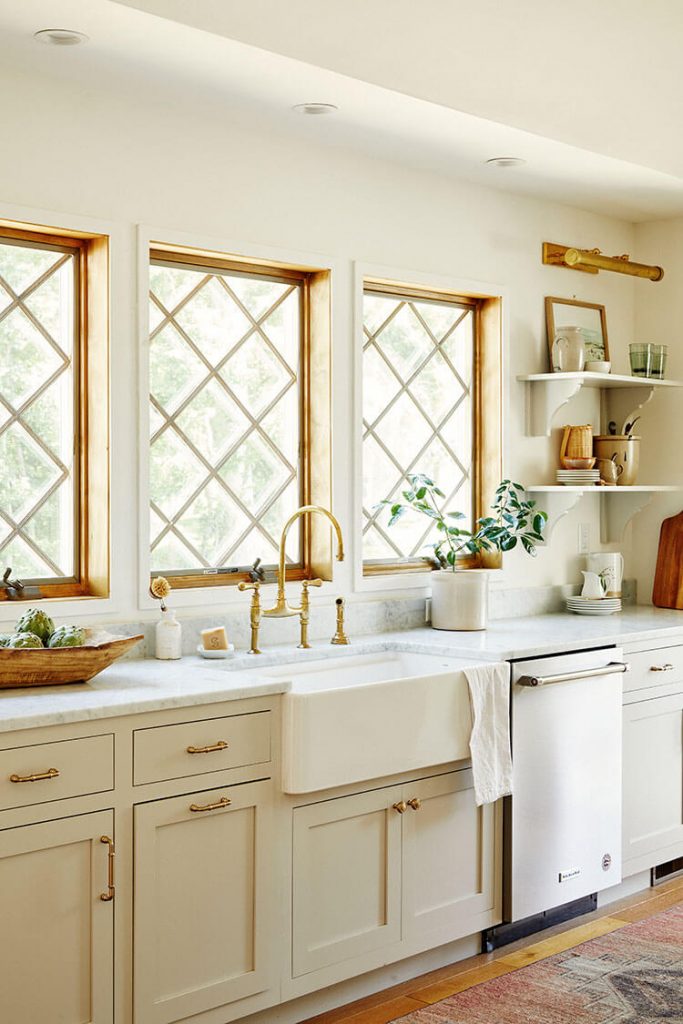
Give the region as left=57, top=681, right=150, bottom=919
left=148, top=247, right=331, bottom=589
left=361, top=279, right=501, bottom=575
left=0, top=224, right=109, bottom=598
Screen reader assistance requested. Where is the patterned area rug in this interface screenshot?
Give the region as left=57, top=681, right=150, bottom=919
left=399, top=904, right=683, bottom=1023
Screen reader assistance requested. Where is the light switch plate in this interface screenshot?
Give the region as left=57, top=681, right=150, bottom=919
left=578, top=522, right=590, bottom=554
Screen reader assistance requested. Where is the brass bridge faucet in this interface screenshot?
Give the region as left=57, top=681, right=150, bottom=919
left=239, top=505, right=345, bottom=652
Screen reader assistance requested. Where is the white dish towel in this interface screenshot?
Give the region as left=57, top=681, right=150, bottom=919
left=463, top=662, right=513, bottom=806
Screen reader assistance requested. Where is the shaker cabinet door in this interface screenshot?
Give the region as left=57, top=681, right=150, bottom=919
left=134, top=780, right=273, bottom=1024
left=0, top=810, right=114, bottom=1024
left=401, top=770, right=499, bottom=946
left=623, top=693, right=683, bottom=873
left=292, top=785, right=403, bottom=977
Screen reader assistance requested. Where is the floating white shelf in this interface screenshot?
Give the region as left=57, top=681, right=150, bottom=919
left=525, top=484, right=683, bottom=543
left=517, top=372, right=683, bottom=437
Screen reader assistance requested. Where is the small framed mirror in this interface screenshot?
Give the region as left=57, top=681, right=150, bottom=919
left=545, top=296, right=609, bottom=368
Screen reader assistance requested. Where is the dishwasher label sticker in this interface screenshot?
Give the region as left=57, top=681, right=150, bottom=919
left=559, top=868, right=581, bottom=883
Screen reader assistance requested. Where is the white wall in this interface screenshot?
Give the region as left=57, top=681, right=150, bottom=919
left=0, top=64, right=639, bottom=627
left=630, top=218, right=683, bottom=603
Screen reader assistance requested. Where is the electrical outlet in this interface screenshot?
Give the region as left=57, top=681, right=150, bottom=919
left=578, top=523, right=590, bottom=555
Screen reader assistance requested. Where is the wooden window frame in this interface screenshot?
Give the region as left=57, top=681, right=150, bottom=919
left=0, top=220, right=110, bottom=602
left=148, top=243, right=332, bottom=591
left=361, top=278, right=502, bottom=577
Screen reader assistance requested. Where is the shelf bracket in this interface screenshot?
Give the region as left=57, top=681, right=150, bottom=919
left=527, top=490, right=582, bottom=541
left=524, top=377, right=583, bottom=436
left=602, top=385, right=656, bottom=435
left=600, top=490, right=653, bottom=543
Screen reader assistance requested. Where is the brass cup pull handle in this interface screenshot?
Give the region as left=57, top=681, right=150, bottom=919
left=650, top=664, right=674, bottom=672
left=10, top=767, right=59, bottom=784
left=100, top=835, right=115, bottom=902
left=407, top=797, right=422, bottom=811
left=392, top=800, right=408, bottom=814
left=186, top=741, right=228, bottom=755
left=190, top=797, right=231, bottom=813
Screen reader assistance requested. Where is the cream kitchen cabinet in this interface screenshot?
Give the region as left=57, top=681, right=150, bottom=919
left=291, top=768, right=500, bottom=985
left=0, top=809, right=114, bottom=1024
left=623, top=687, right=683, bottom=875
left=134, top=778, right=274, bottom=1024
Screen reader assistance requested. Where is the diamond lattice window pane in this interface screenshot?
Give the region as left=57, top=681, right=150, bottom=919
left=0, top=246, right=62, bottom=295
left=362, top=288, right=475, bottom=564
left=24, top=261, right=74, bottom=353
left=23, top=483, right=74, bottom=576
left=176, top=379, right=249, bottom=464
left=149, top=259, right=304, bottom=575
left=149, top=324, right=207, bottom=415
left=0, top=307, right=64, bottom=409
left=221, top=334, right=292, bottom=418
left=150, top=428, right=206, bottom=519
left=227, top=277, right=290, bottom=321
left=0, top=534, right=52, bottom=579
left=175, top=277, right=251, bottom=365
left=219, top=432, right=291, bottom=513
left=373, top=303, right=433, bottom=380
left=0, top=238, right=78, bottom=583
left=175, top=480, right=250, bottom=567
left=0, top=422, right=62, bottom=522
left=149, top=264, right=202, bottom=315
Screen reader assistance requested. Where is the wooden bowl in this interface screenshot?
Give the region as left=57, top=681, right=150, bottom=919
left=0, top=634, right=144, bottom=689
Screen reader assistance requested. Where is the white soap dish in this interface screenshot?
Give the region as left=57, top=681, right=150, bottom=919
left=196, top=643, right=235, bottom=659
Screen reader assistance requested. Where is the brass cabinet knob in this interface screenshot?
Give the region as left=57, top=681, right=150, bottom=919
left=392, top=800, right=408, bottom=814
left=407, top=797, right=422, bottom=811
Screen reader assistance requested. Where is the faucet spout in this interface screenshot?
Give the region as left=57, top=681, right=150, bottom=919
left=263, top=505, right=344, bottom=617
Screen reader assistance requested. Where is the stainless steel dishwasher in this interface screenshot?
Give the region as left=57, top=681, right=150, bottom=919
left=505, top=646, right=628, bottom=924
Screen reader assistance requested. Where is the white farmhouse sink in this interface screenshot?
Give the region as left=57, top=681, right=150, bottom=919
left=264, top=651, right=479, bottom=793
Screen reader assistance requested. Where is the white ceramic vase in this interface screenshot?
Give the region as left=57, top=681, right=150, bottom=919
left=430, top=569, right=489, bottom=631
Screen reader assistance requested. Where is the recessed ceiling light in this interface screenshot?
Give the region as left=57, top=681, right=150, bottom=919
left=485, top=156, right=526, bottom=168
left=34, top=28, right=89, bottom=46
left=292, top=103, right=338, bottom=116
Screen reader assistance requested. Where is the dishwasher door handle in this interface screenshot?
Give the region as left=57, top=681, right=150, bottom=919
left=517, top=661, right=629, bottom=687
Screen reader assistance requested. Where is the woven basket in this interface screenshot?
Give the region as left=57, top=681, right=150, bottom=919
left=560, top=424, right=593, bottom=465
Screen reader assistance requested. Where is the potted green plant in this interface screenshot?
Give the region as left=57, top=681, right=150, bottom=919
left=377, top=476, right=547, bottom=630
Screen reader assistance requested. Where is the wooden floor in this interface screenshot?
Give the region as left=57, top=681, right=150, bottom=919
left=304, top=875, right=683, bottom=1024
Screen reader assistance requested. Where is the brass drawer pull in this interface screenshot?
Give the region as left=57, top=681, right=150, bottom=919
left=407, top=797, right=422, bottom=811
left=392, top=800, right=407, bottom=814
left=190, top=797, right=231, bottom=813
left=100, top=835, right=115, bottom=902
left=650, top=663, right=675, bottom=672
left=9, top=767, right=59, bottom=784
left=186, top=741, right=228, bottom=755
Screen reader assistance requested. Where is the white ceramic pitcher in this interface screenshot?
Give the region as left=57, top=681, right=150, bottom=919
left=580, top=570, right=605, bottom=599
left=586, top=552, right=624, bottom=598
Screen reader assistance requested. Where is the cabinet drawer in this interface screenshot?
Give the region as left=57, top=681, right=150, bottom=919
left=134, top=711, right=271, bottom=785
left=624, top=645, right=683, bottom=693
left=0, top=735, right=114, bottom=811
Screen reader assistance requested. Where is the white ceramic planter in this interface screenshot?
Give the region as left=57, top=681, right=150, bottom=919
left=430, top=569, right=489, bottom=631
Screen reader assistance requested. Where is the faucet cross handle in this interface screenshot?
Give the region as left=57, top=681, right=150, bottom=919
left=298, top=579, right=323, bottom=650
left=238, top=580, right=262, bottom=655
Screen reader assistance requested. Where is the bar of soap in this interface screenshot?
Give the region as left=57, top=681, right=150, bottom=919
left=201, top=627, right=229, bottom=651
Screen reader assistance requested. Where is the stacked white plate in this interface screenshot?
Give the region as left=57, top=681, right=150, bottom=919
left=566, top=596, right=622, bottom=616
left=556, top=469, right=600, bottom=486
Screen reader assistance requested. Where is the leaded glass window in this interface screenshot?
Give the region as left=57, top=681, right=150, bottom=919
left=362, top=285, right=476, bottom=567
left=149, top=255, right=304, bottom=579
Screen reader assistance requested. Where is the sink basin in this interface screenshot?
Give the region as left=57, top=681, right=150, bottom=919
left=264, top=651, right=480, bottom=793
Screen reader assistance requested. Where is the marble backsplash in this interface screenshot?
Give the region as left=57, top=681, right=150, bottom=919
left=114, top=579, right=637, bottom=658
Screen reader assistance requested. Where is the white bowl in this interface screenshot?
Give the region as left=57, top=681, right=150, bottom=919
left=585, top=360, right=611, bottom=373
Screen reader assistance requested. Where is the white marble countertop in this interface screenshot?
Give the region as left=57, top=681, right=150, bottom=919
left=1, top=606, right=682, bottom=734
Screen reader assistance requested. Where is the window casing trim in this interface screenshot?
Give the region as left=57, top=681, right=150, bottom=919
left=0, top=221, right=110, bottom=601
left=147, top=244, right=332, bottom=590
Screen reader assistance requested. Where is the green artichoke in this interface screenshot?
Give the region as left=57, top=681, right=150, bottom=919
left=48, top=625, right=86, bottom=649
left=7, top=632, right=44, bottom=648
left=15, top=608, right=54, bottom=644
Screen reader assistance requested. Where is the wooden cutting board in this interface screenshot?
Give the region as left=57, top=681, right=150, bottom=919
left=652, top=511, right=683, bottom=609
